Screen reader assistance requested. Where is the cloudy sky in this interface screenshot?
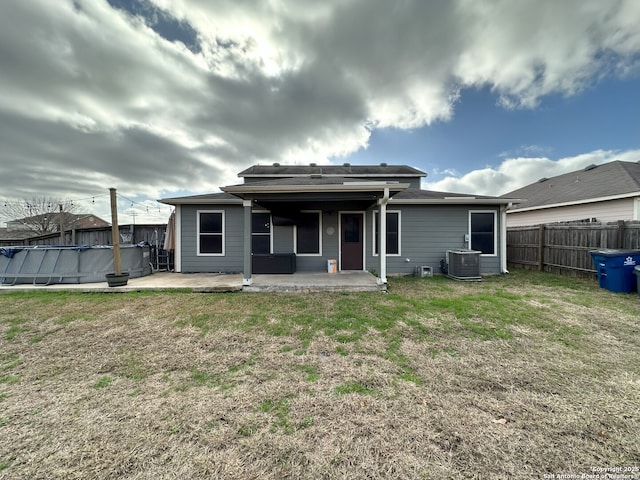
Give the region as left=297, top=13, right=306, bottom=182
left=1, top=0, right=639, bottom=225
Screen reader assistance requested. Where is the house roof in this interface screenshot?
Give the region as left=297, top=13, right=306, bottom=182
left=238, top=164, right=426, bottom=178
left=391, top=189, right=514, bottom=205
left=158, top=164, right=514, bottom=206
left=159, top=192, right=242, bottom=206
left=502, top=160, right=640, bottom=212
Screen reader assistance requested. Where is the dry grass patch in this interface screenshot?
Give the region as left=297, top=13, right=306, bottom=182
left=0, top=271, right=639, bottom=479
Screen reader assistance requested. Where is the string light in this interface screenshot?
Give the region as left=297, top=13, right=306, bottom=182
left=2, top=191, right=172, bottom=224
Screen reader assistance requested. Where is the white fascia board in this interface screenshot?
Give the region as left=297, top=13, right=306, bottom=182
left=158, top=198, right=243, bottom=206
left=389, top=198, right=512, bottom=205
left=507, top=192, right=640, bottom=213
left=222, top=183, right=410, bottom=194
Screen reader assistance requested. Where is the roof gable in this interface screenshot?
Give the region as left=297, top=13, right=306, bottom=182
left=502, top=160, right=640, bottom=210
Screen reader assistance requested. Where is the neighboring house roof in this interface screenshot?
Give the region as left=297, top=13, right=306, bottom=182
left=502, top=160, right=640, bottom=212
left=7, top=213, right=110, bottom=231
left=0, top=227, right=34, bottom=242
left=238, top=163, right=427, bottom=178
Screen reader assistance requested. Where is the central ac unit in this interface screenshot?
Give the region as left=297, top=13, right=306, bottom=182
left=446, top=249, right=481, bottom=280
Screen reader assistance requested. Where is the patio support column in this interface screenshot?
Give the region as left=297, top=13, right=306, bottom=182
left=243, top=199, right=252, bottom=286
left=500, top=203, right=509, bottom=274
left=377, top=187, right=389, bottom=285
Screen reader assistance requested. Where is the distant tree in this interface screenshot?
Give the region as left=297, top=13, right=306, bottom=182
left=1, top=197, right=79, bottom=235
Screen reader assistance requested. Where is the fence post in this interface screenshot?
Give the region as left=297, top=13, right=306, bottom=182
left=538, top=224, right=545, bottom=271
left=616, top=220, right=625, bottom=248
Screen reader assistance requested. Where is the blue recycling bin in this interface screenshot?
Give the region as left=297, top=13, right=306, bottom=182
left=590, top=249, right=640, bottom=293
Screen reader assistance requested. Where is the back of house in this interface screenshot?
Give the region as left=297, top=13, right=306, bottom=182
left=160, top=163, right=514, bottom=285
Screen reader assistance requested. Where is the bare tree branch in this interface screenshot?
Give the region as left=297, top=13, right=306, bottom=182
left=1, top=197, right=79, bottom=235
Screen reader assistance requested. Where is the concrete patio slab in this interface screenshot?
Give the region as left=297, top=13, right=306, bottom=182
left=245, top=271, right=383, bottom=292
left=0, top=272, right=243, bottom=293
left=0, top=271, right=384, bottom=293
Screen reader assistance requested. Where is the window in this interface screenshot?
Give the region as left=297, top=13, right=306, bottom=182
left=198, top=211, right=224, bottom=255
left=252, top=212, right=271, bottom=254
left=295, top=211, right=321, bottom=255
left=373, top=211, right=400, bottom=255
left=469, top=211, right=496, bottom=255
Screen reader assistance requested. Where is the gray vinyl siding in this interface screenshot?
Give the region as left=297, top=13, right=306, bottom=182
left=178, top=202, right=502, bottom=275
left=180, top=204, right=244, bottom=273
left=365, top=204, right=502, bottom=275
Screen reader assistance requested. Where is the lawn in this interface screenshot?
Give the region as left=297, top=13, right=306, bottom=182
left=0, top=270, right=638, bottom=479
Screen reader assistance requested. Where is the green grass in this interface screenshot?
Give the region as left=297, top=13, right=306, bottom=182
left=0, top=375, right=19, bottom=385
left=297, top=364, right=320, bottom=382
left=257, top=396, right=310, bottom=434
left=0, top=353, right=21, bottom=372
left=93, top=375, right=114, bottom=389
left=334, top=381, right=378, bottom=396
left=118, top=351, right=150, bottom=381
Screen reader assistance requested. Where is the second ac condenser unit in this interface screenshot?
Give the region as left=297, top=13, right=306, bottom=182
left=446, top=249, right=481, bottom=280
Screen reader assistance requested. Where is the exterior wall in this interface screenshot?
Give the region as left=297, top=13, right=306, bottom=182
left=178, top=202, right=503, bottom=275
left=365, top=204, right=502, bottom=275
left=507, top=198, right=637, bottom=227
left=180, top=204, right=244, bottom=273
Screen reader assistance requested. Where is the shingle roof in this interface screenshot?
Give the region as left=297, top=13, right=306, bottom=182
left=393, top=189, right=499, bottom=200
left=238, top=164, right=426, bottom=177
left=225, top=177, right=403, bottom=187
left=158, top=192, right=242, bottom=205
left=501, top=160, right=640, bottom=210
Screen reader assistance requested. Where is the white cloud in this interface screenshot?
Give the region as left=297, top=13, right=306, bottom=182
left=423, top=149, right=640, bottom=196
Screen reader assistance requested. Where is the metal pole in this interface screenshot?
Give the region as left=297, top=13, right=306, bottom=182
left=110, top=188, right=122, bottom=275
left=59, top=204, right=65, bottom=245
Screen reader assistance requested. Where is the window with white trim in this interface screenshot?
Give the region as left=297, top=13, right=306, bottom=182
left=295, top=211, right=321, bottom=255
left=469, top=211, right=496, bottom=255
left=373, top=210, right=400, bottom=256
left=252, top=212, right=271, bottom=254
left=197, top=210, right=224, bottom=255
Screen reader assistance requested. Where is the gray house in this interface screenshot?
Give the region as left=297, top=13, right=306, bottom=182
left=160, top=164, right=513, bottom=285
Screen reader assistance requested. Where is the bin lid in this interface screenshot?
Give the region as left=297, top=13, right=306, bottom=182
left=590, top=249, right=640, bottom=257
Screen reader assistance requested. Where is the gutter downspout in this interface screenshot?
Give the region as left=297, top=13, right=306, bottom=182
left=377, top=187, right=389, bottom=285
left=500, top=203, right=510, bottom=274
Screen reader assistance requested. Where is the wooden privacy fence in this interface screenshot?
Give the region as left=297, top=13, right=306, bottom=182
left=20, top=224, right=167, bottom=248
left=507, top=221, right=640, bottom=276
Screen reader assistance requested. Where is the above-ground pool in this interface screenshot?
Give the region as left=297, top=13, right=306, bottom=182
left=0, top=244, right=152, bottom=285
